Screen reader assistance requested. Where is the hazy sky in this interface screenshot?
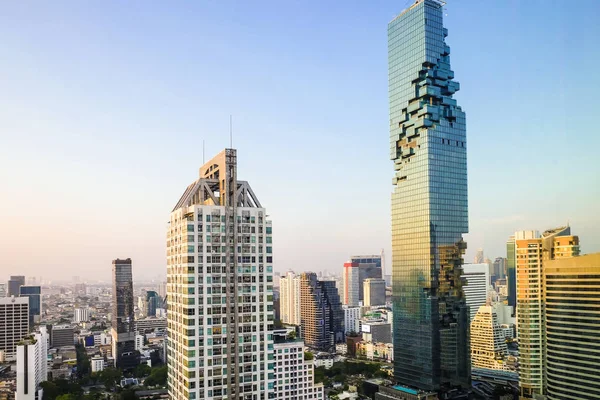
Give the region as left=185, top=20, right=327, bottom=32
left=1, top=0, right=599, bottom=282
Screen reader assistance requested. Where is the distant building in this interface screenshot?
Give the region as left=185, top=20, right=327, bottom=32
left=506, top=235, right=516, bottom=307
left=470, top=306, right=509, bottom=371
left=492, top=257, right=506, bottom=280
left=145, top=291, right=160, bottom=317
left=135, top=335, right=144, bottom=351
left=0, top=283, right=6, bottom=297
left=363, top=279, right=386, bottom=307
left=19, top=286, right=41, bottom=326
left=272, top=330, right=324, bottom=400
left=16, top=327, right=48, bottom=400
left=91, top=356, right=105, bottom=373
left=50, top=325, right=73, bottom=348
left=361, top=320, right=392, bottom=344
left=343, top=256, right=382, bottom=306
left=111, top=258, right=138, bottom=369
left=0, top=296, right=29, bottom=360
left=134, top=317, right=167, bottom=334
left=344, top=306, right=361, bottom=334
left=8, top=276, right=25, bottom=297
left=280, top=271, right=301, bottom=325
left=544, top=252, right=600, bottom=400
left=462, top=264, right=490, bottom=322
left=74, top=308, right=90, bottom=324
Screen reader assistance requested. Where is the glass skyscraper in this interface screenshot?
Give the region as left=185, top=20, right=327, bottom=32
left=388, top=0, right=469, bottom=392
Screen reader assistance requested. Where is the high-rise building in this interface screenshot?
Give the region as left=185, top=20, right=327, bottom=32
left=50, top=325, right=73, bottom=348
left=272, top=330, right=324, bottom=400
left=342, top=262, right=360, bottom=306
left=389, top=0, right=470, bottom=391
left=144, top=291, right=160, bottom=317
left=19, top=286, right=41, bottom=326
left=492, top=257, right=506, bottom=280
left=74, top=308, right=90, bottom=324
left=343, top=256, right=383, bottom=306
left=544, top=253, right=600, bottom=400
left=506, top=235, right=516, bottom=307
left=0, top=283, right=6, bottom=297
left=111, top=258, right=137, bottom=369
left=363, top=279, right=386, bottom=307
left=166, top=149, right=275, bottom=400
left=462, top=264, right=490, bottom=322
left=0, top=296, right=29, bottom=361
left=474, top=249, right=484, bottom=264
left=470, top=305, right=509, bottom=371
left=343, top=306, right=361, bottom=334
left=299, top=273, right=343, bottom=352
left=280, top=271, right=301, bottom=325
left=16, top=327, right=48, bottom=400
left=8, top=276, right=25, bottom=297
left=516, top=226, right=579, bottom=399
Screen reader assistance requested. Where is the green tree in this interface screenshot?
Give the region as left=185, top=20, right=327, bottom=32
left=304, top=351, right=314, bottom=360
left=56, top=395, right=76, bottom=400
left=40, top=381, right=60, bottom=400
left=98, top=367, right=122, bottom=391
left=134, top=363, right=151, bottom=378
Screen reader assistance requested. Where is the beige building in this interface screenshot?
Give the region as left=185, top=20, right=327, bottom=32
left=544, top=253, right=600, bottom=400
left=280, top=271, right=301, bottom=325
left=470, top=305, right=509, bottom=371
left=516, top=226, right=579, bottom=399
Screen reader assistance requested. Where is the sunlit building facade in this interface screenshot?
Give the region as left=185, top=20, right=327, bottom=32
left=167, top=149, right=276, bottom=400
left=470, top=305, right=509, bottom=371
left=388, top=0, right=469, bottom=391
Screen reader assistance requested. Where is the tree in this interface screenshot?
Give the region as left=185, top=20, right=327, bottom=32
left=98, top=367, right=122, bottom=391
left=304, top=351, right=314, bottom=360
left=134, top=363, right=151, bottom=378
left=41, top=381, right=60, bottom=400
left=56, top=395, right=76, bottom=400
left=144, top=365, right=168, bottom=387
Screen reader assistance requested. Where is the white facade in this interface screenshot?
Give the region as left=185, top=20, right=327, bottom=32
left=280, top=271, right=301, bottom=325
left=16, top=327, right=48, bottom=400
left=462, top=263, right=490, bottom=322
left=470, top=305, right=509, bottom=371
left=74, top=308, right=90, bottom=323
left=273, top=339, right=323, bottom=400
left=343, top=306, right=361, bottom=334
left=135, top=334, right=145, bottom=351
left=91, top=356, right=105, bottom=373
left=0, top=283, right=6, bottom=297
left=0, top=296, right=29, bottom=361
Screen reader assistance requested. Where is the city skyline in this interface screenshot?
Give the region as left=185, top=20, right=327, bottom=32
left=1, top=1, right=600, bottom=281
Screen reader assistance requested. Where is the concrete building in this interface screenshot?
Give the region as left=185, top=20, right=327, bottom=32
left=111, top=258, right=138, bottom=369
left=0, top=296, right=29, bottom=361
left=344, top=306, right=361, bottom=334
left=135, top=334, right=144, bottom=351
left=343, top=256, right=382, bottom=306
left=517, top=226, right=579, bottom=399
left=544, top=253, right=600, bottom=400
left=361, top=320, right=392, bottom=344
left=50, top=325, right=73, bottom=348
left=492, top=257, right=506, bottom=280
left=74, top=308, right=90, bottom=324
left=8, top=276, right=25, bottom=297
left=470, top=306, right=509, bottom=371
left=272, top=330, right=324, bottom=400
left=280, top=271, right=301, bottom=325
left=134, top=317, right=167, bottom=334
left=0, top=283, right=6, bottom=297
left=91, top=356, right=105, bottom=373
left=462, top=263, right=490, bottom=322
left=166, top=149, right=275, bottom=400
left=363, top=279, right=386, bottom=307
left=19, top=286, right=41, bottom=326
left=16, top=327, right=48, bottom=400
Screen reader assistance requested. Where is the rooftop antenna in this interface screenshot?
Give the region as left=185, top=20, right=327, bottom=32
left=229, top=115, right=233, bottom=149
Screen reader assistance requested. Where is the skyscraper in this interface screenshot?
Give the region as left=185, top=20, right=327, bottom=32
left=492, top=257, right=506, bottom=280
left=19, top=286, right=42, bottom=326
left=363, top=278, right=386, bottom=307
left=111, top=258, right=137, bottom=369
left=16, top=326, right=48, bottom=400
left=462, top=264, right=490, bottom=322
left=0, top=296, right=29, bottom=361
left=280, top=271, right=301, bottom=325
left=516, top=226, right=579, bottom=398
left=389, top=0, right=469, bottom=391
left=166, top=149, right=275, bottom=400
left=343, top=255, right=383, bottom=306
left=544, top=253, right=600, bottom=400
left=144, top=290, right=160, bottom=317
left=299, top=273, right=343, bottom=352
left=506, top=235, right=516, bottom=307
left=8, top=276, right=25, bottom=297
left=474, top=249, right=484, bottom=264
left=470, top=305, right=509, bottom=371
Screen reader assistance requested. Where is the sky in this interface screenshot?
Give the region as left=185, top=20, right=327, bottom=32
left=1, top=0, right=599, bottom=282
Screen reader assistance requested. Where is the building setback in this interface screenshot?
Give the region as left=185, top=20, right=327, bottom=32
left=166, top=149, right=275, bottom=400
left=388, top=0, right=470, bottom=392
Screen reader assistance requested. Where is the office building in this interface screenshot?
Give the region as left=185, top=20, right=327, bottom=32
left=506, top=236, right=516, bottom=307
left=111, top=258, right=137, bottom=369
left=0, top=283, right=6, bottom=297
left=517, top=226, right=579, bottom=399
left=544, top=253, right=600, bottom=400
left=74, top=308, right=90, bottom=324
left=470, top=305, right=509, bottom=371
left=361, top=320, right=392, bottom=344
left=344, top=306, right=361, bottom=334
left=462, top=264, right=490, bottom=322
left=166, top=149, right=275, bottom=400
left=144, top=291, right=160, bottom=317
left=16, top=327, right=48, bottom=400
left=50, top=325, right=73, bottom=348
left=492, top=257, right=506, bottom=280
left=272, top=330, right=324, bottom=400
left=280, top=271, right=301, bottom=325
left=299, top=273, right=343, bottom=352
left=363, top=278, right=386, bottom=307
left=389, top=0, right=470, bottom=391
left=19, top=286, right=42, bottom=326
left=343, top=255, right=382, bottom=306
left=0, top=296, right=29, bottom=361
left=8, top=276, right=25, bottom=297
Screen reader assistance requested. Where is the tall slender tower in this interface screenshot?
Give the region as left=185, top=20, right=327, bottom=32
left=388, top=0, right=470, bottom=392
left=111, top=258, right=137, bottom=369
left=167, top=149, right=275, bottom=400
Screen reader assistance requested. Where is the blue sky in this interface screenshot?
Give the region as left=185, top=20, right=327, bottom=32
left=1, top=0, right=599, bottom=281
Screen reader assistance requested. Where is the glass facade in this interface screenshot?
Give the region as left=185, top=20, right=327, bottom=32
left=388, top=0, right=469, bottom=391
left=506, top=237, right=516, bottom=307
left=19, top=286, right=41, bottom=326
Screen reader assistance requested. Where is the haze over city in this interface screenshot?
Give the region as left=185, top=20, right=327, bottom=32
left=1, top=0, right=599, bottom=282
